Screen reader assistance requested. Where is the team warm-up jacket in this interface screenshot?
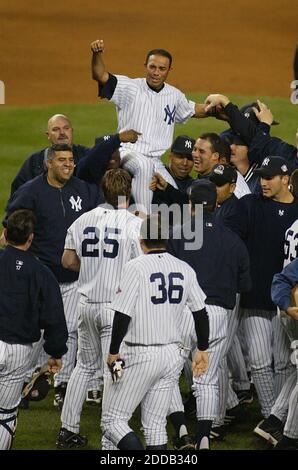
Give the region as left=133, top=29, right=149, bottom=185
left=223, top=103, right=298, bottom=172
left=214, top=194, right=242, bottom=233
left=168, top=213, right=251, bottom=310
left=234, top=194, right=298, bottom=310
left=76, top=133, right=121, bottom=184
left=5, top=174, right=101, bottom=283
left=0, top=245, right=68, bottom=358
left=152, top=165, right=193, bottom=206
left=10, top=144, right=89, bottom=198
left=271, top=258, right=298, bottom=311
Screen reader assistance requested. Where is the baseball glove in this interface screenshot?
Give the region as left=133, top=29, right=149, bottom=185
left=21, top=364, right=51, bottom=401
left=109, top=359, right=125, bottom=382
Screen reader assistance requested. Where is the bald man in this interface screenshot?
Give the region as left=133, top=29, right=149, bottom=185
left=9, top=114, right=89, bottom=197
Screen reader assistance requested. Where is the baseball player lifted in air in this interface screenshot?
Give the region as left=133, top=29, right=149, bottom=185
left=90, top=39, right=210, bottom=214
left=0, top=209, right=68, bottom=450
left=101, top=214, right=209, bottom=450
left=56, top=169, right=142, bottom=449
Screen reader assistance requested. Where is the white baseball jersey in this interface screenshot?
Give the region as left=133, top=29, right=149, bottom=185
left=112, top=75, right=195, bottom=158
left=65, top=207, right=142, bottom=302
left=110, top=251, right=206, bottom=345
left=284, top=218, right=298, bottom=267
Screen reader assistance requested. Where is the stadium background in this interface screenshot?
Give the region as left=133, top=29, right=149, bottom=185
left=0, top=0, right=297, bottom=106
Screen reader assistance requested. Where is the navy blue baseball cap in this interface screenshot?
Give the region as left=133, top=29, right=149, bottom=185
left=254, top=156, right=289, bottom=177
left=187, top=179, right=217, bottom=206
left=209, top=164, right=238, bottom=186
left=240, top=102, right=279, bottom=126
left=171, top=135, right=195, bottom=156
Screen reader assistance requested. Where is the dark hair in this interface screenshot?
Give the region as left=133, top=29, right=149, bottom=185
left=48, top=144, right=73, bottom=160
left=6, top=209, right=36, bottom=245
left=140, top=214, right=167, bottom=249
left=102, top=169, right=132, bottom=207
left=145, top=49, right=172, bottom=67
left=290, top=169, right=298, bottom=196
left=199, top=132, right=222, bottom=154
left=218, top=138, right=231, bottom=163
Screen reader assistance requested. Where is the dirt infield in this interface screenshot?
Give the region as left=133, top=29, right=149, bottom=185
left=0, top=0, right=297, bottom=106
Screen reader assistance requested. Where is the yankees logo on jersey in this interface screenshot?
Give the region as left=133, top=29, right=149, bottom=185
left=111, top=76, right=195, bottom=158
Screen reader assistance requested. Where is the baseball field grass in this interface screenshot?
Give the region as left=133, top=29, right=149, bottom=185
left=1, top=93, right=296, bottom=451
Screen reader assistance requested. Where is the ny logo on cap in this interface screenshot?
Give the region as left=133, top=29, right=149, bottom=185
left=262, top=157, right=270, bottom=166
left=214, top=164, right=224, bottom=175
left=281, top=164, right=288, bottom=173
left=185, top=140, right=193, bottom=149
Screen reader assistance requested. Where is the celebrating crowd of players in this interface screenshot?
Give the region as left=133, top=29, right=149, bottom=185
left=0, top=40, right=297, bottom=451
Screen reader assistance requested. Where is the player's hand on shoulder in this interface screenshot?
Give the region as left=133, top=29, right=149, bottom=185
left=192, top=349, right=208, bottom=376
left=91, top=39, right=105, bottom=53
left=119, top=129, right=142, bottom=143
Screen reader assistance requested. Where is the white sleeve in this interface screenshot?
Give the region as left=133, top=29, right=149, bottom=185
left=110, top=263, right=140, bottom=318
left=175, top=90, right=196, bottom=123
left=186, top=268, right=206, bottom=311
left=64, top=223, right=77, bottom=250
left=111, top=75, right=139, bottom=110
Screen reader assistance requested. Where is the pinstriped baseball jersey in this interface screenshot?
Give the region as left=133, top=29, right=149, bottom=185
left=110, top=251, right=206, bottom=345
left=64, top=207, right=142, bottom=302
left=284, top=219, right=298, bottom=267
left=112, top=75, right=195, bottom=158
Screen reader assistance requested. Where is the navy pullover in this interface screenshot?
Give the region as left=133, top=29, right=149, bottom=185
left=0, top=245, right=68, bottom=357
left=5, top=175, right=100, bottom=283
left=168, top=213, right=251, bottom=310
left=234, top=194, right=298, bottom=310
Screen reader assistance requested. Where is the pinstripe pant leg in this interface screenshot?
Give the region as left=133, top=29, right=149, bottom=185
left=142, top=345, right=184, bottom=446
left=120, top=151, right=178, bottom=214
left=216, top=305, right=241, bottom=425
left=25, top=334, right=46, bottom=381
left=0, top=342, right=32, bottom=449
left=54, top=282, right=79, bottom=387
left=272, top=313, right=293, bottom=397
left=227, top=334, right=250, bottom=391
left=193, top=306, right=227, bottom=421
left=284, top=352, right=298, bottom=439
left=271, top=369, right=296, bottom=422
left=241, top=309, right=275, bottom=418
left=120, top=150, right=155, bottom=214
left=61, top=302, right=110, bottom=433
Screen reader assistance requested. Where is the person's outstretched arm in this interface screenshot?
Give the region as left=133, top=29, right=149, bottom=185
left=91, top=39, right=109, bottom=85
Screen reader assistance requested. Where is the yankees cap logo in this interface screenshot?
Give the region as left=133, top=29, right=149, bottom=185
left=214, top=164, right=225, bottom=175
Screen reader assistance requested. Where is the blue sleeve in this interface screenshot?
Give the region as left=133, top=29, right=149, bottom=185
left=98, top=73, right=118, bottom=100
left=236, top=239, right=252, bottom=293
left=40, top=268, right=68, bottom=358
left=271, top=259, right=298, bottom=310
left=248, top=123, right=298, bottom=169
left=224, top=102, right=258, bottom=145
left=76, top=134, right=121, bottom=184
left=4, top=184, right=36, bottom=226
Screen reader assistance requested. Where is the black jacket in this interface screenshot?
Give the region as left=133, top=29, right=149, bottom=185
left=0, top=245, right=68, bottom=357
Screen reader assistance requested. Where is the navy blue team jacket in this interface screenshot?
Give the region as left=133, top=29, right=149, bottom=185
left=234, top=194, right=298, bottom=311
left=168, top=213, right=251, bottom=310
left=5, top=175, right=100, bottom=283
left=0, top=245, right=68, bottom=357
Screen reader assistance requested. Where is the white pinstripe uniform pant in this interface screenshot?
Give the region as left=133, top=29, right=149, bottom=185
left=120, top=149, right=178, bottom=214
left=0, top=341, right=32, bottom=449
left=271, top=311, right=298, bottom=439
left=101, top=343, right=184, bottom=448
left=192, top=305, right=228, bottom=421
left=240, top=308, right=293, bottom=418
left=61, top=300, right=113, bottom=433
